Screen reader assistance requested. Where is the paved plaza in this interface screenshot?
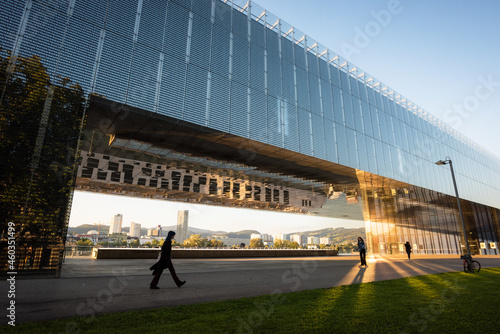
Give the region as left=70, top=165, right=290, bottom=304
left=1, top=255, right=499, bottom=325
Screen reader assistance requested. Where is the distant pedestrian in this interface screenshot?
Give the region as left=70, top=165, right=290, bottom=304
left=149, top=231, right=186, bottom=289
left=357, top=237, right=367, bottom=267
left=405, top=241, right=412, bottom=261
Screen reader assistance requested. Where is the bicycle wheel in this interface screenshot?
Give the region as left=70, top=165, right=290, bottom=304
left=471, top=260, right=481, bottom=273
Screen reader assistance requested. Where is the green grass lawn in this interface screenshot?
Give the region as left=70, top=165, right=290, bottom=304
left=4, top=267, right=500, bottom=334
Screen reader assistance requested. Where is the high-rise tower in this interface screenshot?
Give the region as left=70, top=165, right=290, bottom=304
left=176, top=210, right=189, bottom=244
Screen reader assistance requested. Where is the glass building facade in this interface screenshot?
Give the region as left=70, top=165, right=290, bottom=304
left=1, top=0, right=499, bottom=276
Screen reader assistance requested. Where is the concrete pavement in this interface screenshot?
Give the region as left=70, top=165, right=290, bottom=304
left=1, top=254, right=499, bottom=325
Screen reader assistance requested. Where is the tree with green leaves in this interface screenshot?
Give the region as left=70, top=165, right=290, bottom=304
left=0, top=49, right=85, bottom=271
left=249, top=238, right=264, bottom=248
left=75, top=238, right=94, bottom=247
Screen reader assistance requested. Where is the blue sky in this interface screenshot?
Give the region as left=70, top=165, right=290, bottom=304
left=69, top=1, right=499, bottom=234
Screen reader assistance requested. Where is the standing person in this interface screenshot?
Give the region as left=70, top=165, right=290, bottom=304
left=405, top=241, right=412, bottom=261
left=149, top=231, right=186, bottom=289
left=357, top=237, right=367, bottom=267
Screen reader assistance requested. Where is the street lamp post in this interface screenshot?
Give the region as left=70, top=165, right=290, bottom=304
left=435, top=157, right=471, bottom=256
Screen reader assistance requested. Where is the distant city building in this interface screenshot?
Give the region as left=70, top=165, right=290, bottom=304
left=147, top=227, right=160, bottom=237
left=176, top=210, right=189, bottom=244
left=109, top=214, right=123, bottom=235
left=273, top=233, right=290, bottom=242
left=250, top=233, right=262, bottom=240
left=86, top=230, right=99, bottom=235
left=261, top=234, right=273, bottom=242
left=308, top=236, right=320, bottom=245
left=291, top=234, right=304, bottom=246
left=129, top=222, right=141, bottom=238
left=320, top=237, right=331, bottom=245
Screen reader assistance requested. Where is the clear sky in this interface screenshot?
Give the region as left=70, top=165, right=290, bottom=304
left=69, top=0, right=499, bottom=234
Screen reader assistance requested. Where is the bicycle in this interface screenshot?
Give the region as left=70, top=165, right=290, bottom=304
left=461, top=254, right=481, bottom=273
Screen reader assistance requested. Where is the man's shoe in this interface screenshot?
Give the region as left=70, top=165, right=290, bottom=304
left=177, top=281, right=186, bottom=288
left=150, top=286, right=159, bottom=289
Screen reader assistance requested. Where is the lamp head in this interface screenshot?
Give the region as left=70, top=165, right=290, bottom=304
left=435, top=160, right=448, bottom=165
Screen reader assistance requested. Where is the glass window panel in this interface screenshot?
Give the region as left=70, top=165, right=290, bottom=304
left=72, top=0, right=108, bottom=26
left=20, top=3, right=68, bottom=79
left=296, top=67, right=309, bottom=110
left=94, top=31, right=133, bottom=103
left=138, top=0, right=168, bottom=51
left=184, top=64, right=208, bottom=125
left=283, top=103, right=299, bottom=151
left=106, top=0, right=137, bottom=37
left=309, top=73, right=321, bottom=115
left=249, top=88, right=267, bottom=143
left=324, top=119, right=337, bottom=162
left=321, top=80, right=334, bottom=120
left=229, top=81, right=248, bottom=137
left=191, top=0, right=212, bottom=19
left=359, top=81, right=368, bottom=102
left=214, top=0, right=231, bottom=30
left=58, top=18, right=101, bottom=93
left=208, top=73, right=229, bottom=132
left=319, top=59, right=329, bottom=81
left=375, top=139, right=386, bottom=176
left=281, top=60, right=295, bottom=104
left=332, top=86, right=344, bottom=125
left=375, top=90, right=384, bottom=110
left=330, top=65, right=341, bottom=88
left=158, top=54, right=186, bottom=119
left=250, top=20, right=265, bottom=47
left=342, top=90, right=354, bottom=129
left=336, top=124, right=348, bottom=166
left=165, top=2, right=189, bottom=57
left=312, top=113, right=326, bottom=159
left=250, top=43, right=265, bottom=91
left=127, top=44, right=158, bottom=112
left=267, top=33, right=281, bottom=98
left=171, top=0, right=191, bottom=9
left=352, top=96, right=364, bottom=133
left=232, top=7, right=248, bottom=37
left=267, top=95, right=282, bottom=147
left=339, top=69, right=350, bottom=92
left=377, top=111, right=390, bottom=144
left=386, top=115, right=397, bottom=146
left=361, top=101, right=373, bottom=137
left=384, top=145, right=394, bottom=176
left=280, top=36, right=293, bottom=62
left=346, top=128, right=359, bottom=169
left=294, top=43, right=305, bottom=69
left=189, top=13, right=212, bottom=69
left=367, top=86, right=377, bottom=107
left=370, top=105, right=381, bottom=141
left=307, top=52, right=318, bottom=76
left=349, top=76, right=359, bottom=97
left=366, top=136, right=377, bottom=174
left=212, top=24, right=230, bottom=77
left=298, top=108, right=312, bottom=154
left=357, top=133, right=369, bottom=171
left=232, top=34, right=249, bottom=84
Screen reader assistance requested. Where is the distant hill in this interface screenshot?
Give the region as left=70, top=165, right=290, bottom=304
left=67, top=225, right=364, bottom=244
